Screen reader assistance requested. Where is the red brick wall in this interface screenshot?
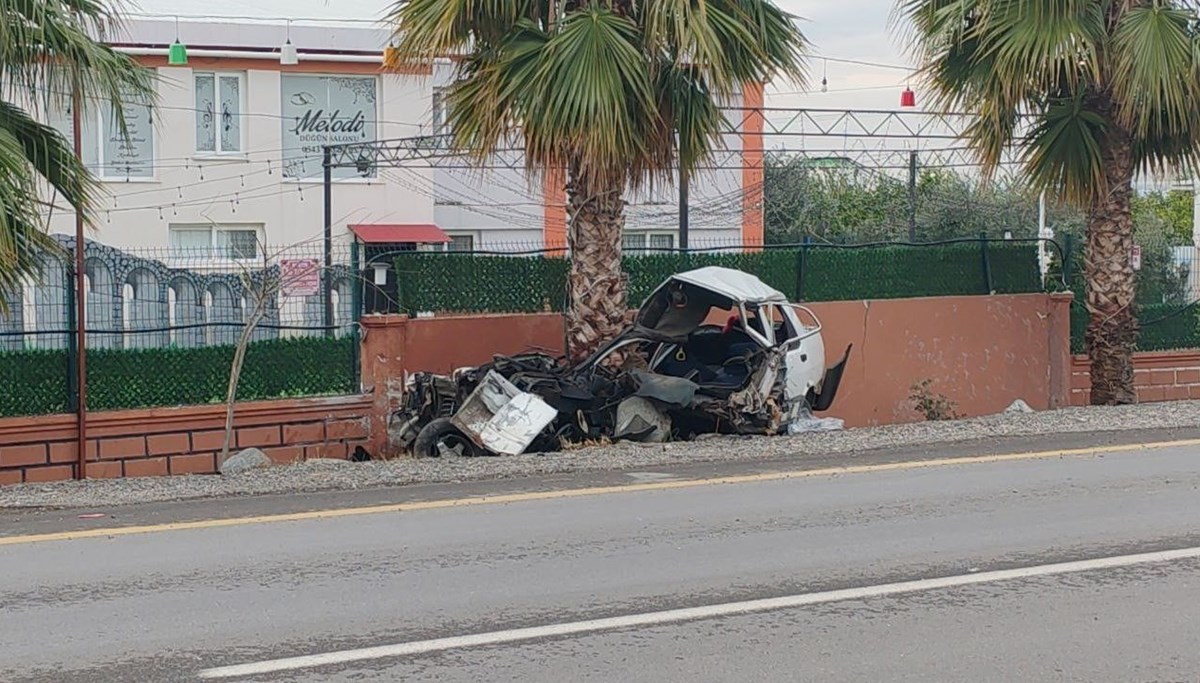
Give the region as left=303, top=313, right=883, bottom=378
left=0, top=395, right=372, bottom=485
left=1070, top=351, right=1200, bottom=405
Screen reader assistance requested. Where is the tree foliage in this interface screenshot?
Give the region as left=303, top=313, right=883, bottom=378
left=894, top=0, right=1200, bottom=404
left=764, top=155, right=1193, bottom=305
left=1132, top=190, right=1193, bottom=245
left=763, top=156, right=1080, bottom=243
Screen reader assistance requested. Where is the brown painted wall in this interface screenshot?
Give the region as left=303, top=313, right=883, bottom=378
left=0, top=396, right=372, bottom=485
left=1070, top=351, right=1200, bottom=405
left=814, top=294, right=1072, bottom=425
left=361, top=293, right=1073, bottom=435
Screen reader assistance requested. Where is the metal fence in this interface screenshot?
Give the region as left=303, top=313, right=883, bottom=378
left=0, top=237, right=361, bottom=418
left=8, top=234, right=1200, bottom=418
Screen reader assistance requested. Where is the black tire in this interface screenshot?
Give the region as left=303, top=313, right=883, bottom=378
left=412, top=418, right=481, bottom=458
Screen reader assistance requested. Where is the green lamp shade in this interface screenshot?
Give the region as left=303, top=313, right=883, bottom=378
left=168, top=40, right=188, bottom=65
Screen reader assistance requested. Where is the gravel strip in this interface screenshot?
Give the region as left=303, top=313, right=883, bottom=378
left=4, top=401, right=1200, bottom=510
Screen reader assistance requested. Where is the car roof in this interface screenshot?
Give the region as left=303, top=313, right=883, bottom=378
left=666, top=266, right=789, bottom=304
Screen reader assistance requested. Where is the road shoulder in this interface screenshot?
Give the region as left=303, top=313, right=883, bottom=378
left=3, top=426, right=1197, bottom=540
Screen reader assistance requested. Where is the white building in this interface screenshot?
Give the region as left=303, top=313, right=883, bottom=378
left=37, top=18, right=761, bottom=258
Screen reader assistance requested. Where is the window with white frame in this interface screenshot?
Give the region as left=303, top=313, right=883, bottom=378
left=195, top=72, right=244, bottom=154
left=431, top=86, right=449, bottom=133
left=51, top=95, right=155, bottom=180
left=623, top=232, right=676, bottom=253
left=168, top=224, right=263, bottom=262
left=417, top=233, right=476, bottom=252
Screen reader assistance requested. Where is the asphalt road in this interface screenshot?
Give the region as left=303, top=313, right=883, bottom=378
left=3, top=436, right=1200, bottom=682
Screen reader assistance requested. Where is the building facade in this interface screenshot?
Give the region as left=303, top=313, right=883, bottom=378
left=36, top=18, right=762, bottom=257
left=2, top=18, right=766, bottom=350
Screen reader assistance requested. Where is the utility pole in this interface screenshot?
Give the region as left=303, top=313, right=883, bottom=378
left=907, top=150, right=918, bottom=242
left=322, top=146, right=333, bottom=336
left=1037, top=190, right=1052, bottom=279
left=678, top=161, right=689, bottom=250
left=71, top=81, right=88, bottom=480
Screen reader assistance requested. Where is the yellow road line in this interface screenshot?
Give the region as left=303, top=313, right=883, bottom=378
left=2, top=437, right=1197, bottom=548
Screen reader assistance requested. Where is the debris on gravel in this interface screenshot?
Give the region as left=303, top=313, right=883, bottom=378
left=3, top=401, right=1200, bottom=510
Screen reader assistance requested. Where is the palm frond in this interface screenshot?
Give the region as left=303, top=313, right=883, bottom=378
left=0, top=100, right=97, bottom=215
left=0, top=0, right=154, bottom=303
left=444, top=22, right=547, bottom=162
left=642, top=0, right=806, bottom=97
left=521, top=6, right=657, bottom=190
left=0, top=0, right=155, bottom=134
left=1110, top=3, right=1200, bottom=139
left=0, top=125, right=61, bottom=311
left=386, top=0, right=539, bottom=65
left=389, top=0, right=805, bottom=195
left=1019, top=93, right=1107, bottom=204
left=653, top=61, right=724, bottom=175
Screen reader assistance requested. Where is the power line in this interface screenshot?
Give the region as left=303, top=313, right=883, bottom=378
left=810, top=54, right=914, bottom=73
left=124, top=12, right=386, bottom=26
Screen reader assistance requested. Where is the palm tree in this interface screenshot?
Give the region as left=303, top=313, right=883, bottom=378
left=386, top=0, right=806, bottom=360
left=0, top=0, right=153, bottom=308
left=895, top=0, right=1200, bottom=405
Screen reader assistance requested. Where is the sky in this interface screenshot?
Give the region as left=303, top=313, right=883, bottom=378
left=130, top=0, right=916, bottom=111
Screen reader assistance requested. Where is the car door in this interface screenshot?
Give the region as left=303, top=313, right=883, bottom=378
left=777, top=304, right=826, bottom=401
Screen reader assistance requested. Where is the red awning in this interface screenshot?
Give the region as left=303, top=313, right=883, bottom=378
left=349, top=224, right=450, bottom=244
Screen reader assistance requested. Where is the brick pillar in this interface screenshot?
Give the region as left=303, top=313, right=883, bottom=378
left=1046, top=292, right=1074, bottom=409
left=360, top=314, right=410, bottom=457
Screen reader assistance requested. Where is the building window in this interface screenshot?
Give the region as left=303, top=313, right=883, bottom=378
left=195, top=72, right=244, bottom=154
left=169, top=224, right=263, bottom=262
left=447, top=234, right=474, bottom=252
left=281, top=75, right=378, bottom=179
left=623, top=232, right=676, bottom=253
left=415, top=234, right=476, bottom=253
left=431, top=86, right=449, bottom=134
left=52, top=95, right=155, bottom=180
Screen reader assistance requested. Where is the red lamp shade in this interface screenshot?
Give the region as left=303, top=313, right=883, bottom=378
left=900, top=87, right=916, bottom=108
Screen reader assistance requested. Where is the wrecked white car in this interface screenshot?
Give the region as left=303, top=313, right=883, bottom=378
left=392, top=266, right=851, bottom=457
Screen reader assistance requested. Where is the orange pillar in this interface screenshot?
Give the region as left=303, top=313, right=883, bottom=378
left=741, top=82, right=765, bottom=250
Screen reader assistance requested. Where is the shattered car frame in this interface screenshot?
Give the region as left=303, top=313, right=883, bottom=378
left=392, top=266, right=850, bottom=457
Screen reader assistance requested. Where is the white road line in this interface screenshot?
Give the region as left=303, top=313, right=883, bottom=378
left=198, top=545, right=1200, bottom=679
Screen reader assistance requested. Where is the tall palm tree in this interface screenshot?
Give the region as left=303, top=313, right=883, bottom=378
left=386, top=0, right=806, bottom=359
left=895, top=0, right=1200, bottom=404
left=0, top=0, right=153, bottom=308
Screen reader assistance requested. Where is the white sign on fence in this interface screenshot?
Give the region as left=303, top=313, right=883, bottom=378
left=1132, top=244, right=1142, bottom=271
left=280, top=259, right=320, bottom=297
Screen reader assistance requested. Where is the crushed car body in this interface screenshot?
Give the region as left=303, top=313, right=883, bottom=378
left=391, top=266, right=851, bottom=457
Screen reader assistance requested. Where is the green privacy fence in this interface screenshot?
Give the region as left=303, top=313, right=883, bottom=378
left=0, top=335, right=356, bottom=418
left=394, top=239, right=1046, bottom=315
left=1070, top=302, right=1200, bottom=354
left=1057, top=234, right=1200, bottom=353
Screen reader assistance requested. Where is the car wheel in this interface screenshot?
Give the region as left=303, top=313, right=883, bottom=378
left=412, top=418, right=481, bottom=458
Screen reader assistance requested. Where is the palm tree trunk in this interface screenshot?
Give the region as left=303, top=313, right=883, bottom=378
left=564, top=171, right=628, bottom=362
left=1085, top=126, right=1138, bottom=405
